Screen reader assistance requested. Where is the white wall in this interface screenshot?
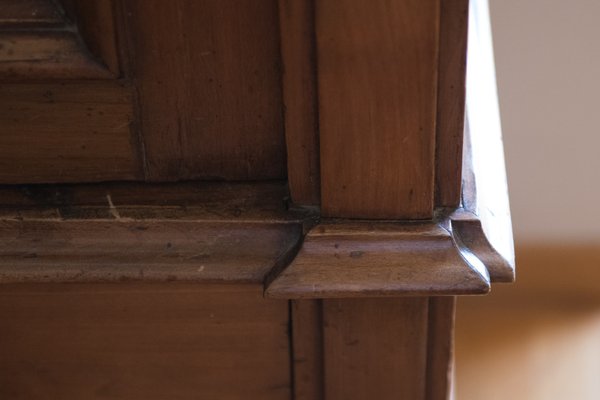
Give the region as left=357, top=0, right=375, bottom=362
left=490, top=0, right=600, bottom=243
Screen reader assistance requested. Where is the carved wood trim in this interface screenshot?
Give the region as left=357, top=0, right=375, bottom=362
left=0, top=0, right=119, bottom=80
left=0, top=177, right=512, bottom=293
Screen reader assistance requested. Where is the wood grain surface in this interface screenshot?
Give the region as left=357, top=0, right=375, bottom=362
left=266, top=221, right=490, bottom=298
left=434, top=0, right=469, bottom=207
left=0, top=0, right=64, bottom=27
left=0, top=82, right=140, bottom=183
left=323, top=298, right=429, bottom=400
left=279, top=0, right=320, bottom=205
left=0, top=283, right=291, bottom=400
left=426, top=296, right=456, bottom=400
left=0, top=181, right=300, bottom=222
left=291, top=299, right=324, bottom=400
left=0, top=219, right=302, bottom=284
left=0, top=0, right=116, bottom=79
left=61, top=0, right=121, bottom=74
left=122, top=0, right=286, bottom=181
left=317, top=0, right=440, bottom=219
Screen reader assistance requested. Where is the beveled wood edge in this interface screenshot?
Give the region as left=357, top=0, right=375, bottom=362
left=264, top=212, right=501, bottom=299
left=0, top=181, right=511, bottom=290
left=0, top=0, right=118, bottom=81
left=0, top=182, right=308, bottom=285
left=449, top=210, right=515, bottom=282
left=0, top=219, right=303, bottom=284
left=0, top=209, right=510, bottom=291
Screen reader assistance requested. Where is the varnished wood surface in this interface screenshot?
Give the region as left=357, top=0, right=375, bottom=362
left=317, top=0, right=439, bottom=219
left=426, top=297, right=456, bottom=400
left=0, top=283, right=291, bottom=400
left=0, top=219, right=301, bottom=283
left=122, top=0, right=286, bottom=181
left=61, top=0, right=120, bottom=75
left=435, top=0, right=469, bottom=207
left=267, top=221, right=490, bottom=298
left=0, top=82, right=139, bottom=183
left=0, top=0, right=116, bottom=80
left=0, top=181, right=301, bottom=222
left=450, top=210, right=514, bottom=282
left=0, top=0, right=64, bottom=27
left=323, top=298, right=429, bottom=399
left=0, top=32, right=113, bottom=80
left=291, top=300, right=324, bottom=400
left=279, top=0, right=320, bottom=206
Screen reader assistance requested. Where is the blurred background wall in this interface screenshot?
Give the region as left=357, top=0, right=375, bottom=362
left=454, top=0, right=600, bottom=398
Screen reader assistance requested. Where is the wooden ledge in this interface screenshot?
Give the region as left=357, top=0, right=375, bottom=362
left=0, top=182, right=306, bottom=284
left=0, top=182, right=512, bottom=295
left=0, top=219, right=302, bottom=284
left=266, top=216, right=493, bottom=299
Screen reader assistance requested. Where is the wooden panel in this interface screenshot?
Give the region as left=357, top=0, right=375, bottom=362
left=317, top=0, right=440, bottom=219
left=291, top=300, right=324, bottom=400
left=122, top=0, right=286, bottom=181
left=0, top=283, right=291, bottom=400
left=0, top=82, right=140, bottom=183
left=435, top=0, right=469, bottom=207
left=426, top=297, right=456, bottom=400
left=279, top=0, right=320, bottom=205
left=0, top=0, right=116, bottom=80
left=323, top=298, right=429, bottom=400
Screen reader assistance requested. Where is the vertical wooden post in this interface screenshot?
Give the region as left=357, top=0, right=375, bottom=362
left=317, top=0, right=440, bottom=219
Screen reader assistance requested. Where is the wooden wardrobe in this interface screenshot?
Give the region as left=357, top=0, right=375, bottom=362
left=0, top=0, right=514, bottom=398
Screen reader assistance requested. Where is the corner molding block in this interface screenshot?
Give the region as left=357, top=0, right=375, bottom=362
left=266, top=207, right=514, bottom=299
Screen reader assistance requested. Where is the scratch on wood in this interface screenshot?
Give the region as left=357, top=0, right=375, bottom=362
left=106, top=194, right=121, bottom=219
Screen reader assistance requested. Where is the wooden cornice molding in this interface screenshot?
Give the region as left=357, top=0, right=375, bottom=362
left=0, top=180, right=513, bottom=296
left=0, top=219, right=302, bottom=284
left=0, top=182, right=306, bottom=284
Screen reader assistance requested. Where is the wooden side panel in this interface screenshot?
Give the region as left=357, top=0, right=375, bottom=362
left=291, top=300, right=324, bottom=400
left=0, top=82, right=140, bottom=183
left=0, top=283, right=291, bottom=400
left=426, top=297, right=456, bottom=400
left=435, top=0, right=469, bottom=207
left=279, top=0, right=320, bottom=205
left=123, top=0, right=286, bottom=181
left=323, top=298, right=429, bottom=400
left=317, top=0, right=440, bottom=219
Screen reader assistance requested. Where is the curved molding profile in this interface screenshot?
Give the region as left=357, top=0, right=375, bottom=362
left=0, top=0, right=118, bottom=80
left=449, top=210, right=514, bottom=282
left=265, top=209, right=514, bottom=299
left=0, top=181, right=513, bottom=295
